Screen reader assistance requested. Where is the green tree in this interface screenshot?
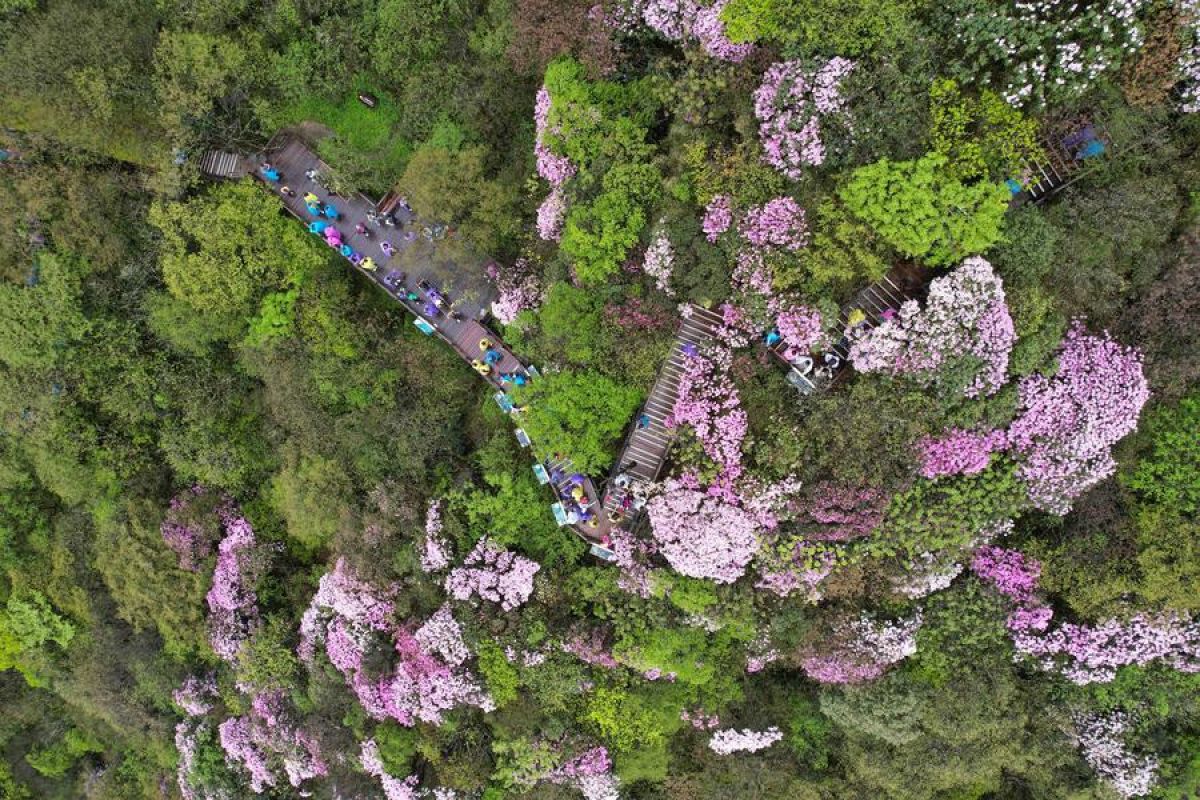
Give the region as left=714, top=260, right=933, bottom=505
left=561, top=163, right=661, bottom=284
left=720, top=0, right=919, bottom=56
left=840, top=153, right=1009, bottom=267
left=1124, top=395, right=1200, bottom=515
left=928, top=78, right=1042, bottom=183
left=0, top=252, right=89, bottom=371
left=512, top=370, right=642, bottom=473
left=269, top=446, right=352, bottom=553
left=149, top=181, right=324, bottom=321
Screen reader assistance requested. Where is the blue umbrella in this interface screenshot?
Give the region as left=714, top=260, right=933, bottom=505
left=340, top=244, right=353, bottom=257
left=308, top=221, right=328, bottom=234
left=323, top=204, right=339, bottom=219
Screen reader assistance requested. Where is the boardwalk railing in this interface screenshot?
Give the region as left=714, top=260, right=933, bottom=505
left=601, top=304, right=724, bottom=525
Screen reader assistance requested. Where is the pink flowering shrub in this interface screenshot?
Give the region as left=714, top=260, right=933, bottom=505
left=670, top=344, right=748, bottom=484
left=361, top=738, right=420, bottom=800
left=971, top=546, right=1042, bottom=603
left=732, top=249, right=775, bottom=297
left=537, top=186, right=568, bottom=242
left=300, top=561, right=492, bottom=726
left=173, top=673, right=218, bottom=718
left=849, top=257, right=1016, bottom=398
left=646, top=477, right=759, bottom=583
left=642, top=0, right=697, bottom=40
left=681, top=708, right=722, bottom=730
left=218, top=691, right=328, bottom=794
left=919, top=428, right=1009, bottom=479
left=642, top=229, right=675, bottom=295
left=1007, top=321, right=1149, bottom=515
left=161, top=485, right=230, bottom=571
left=603, top=296, right=675, bottom=331
left=561, top=627, right=620, bottom=669
left=775, top=305, right=825, bottom=353
left=488, top=259, right=544, bottom=324
left=534, top=86, right=576, bottom=187
left=754, top=58, right=855, bottom=179
left=891, top=551, right=964, bottom=599
left=1075, top=713, right=1160, bottom=798
left=702, top=194, right=733, bottom=242
left=206, top=515, right=268, bottom=662
left=1012, top=612, right=1200, bottom=685
left=708, top=727, right=784, bottom=755
left=740, top=196, right=809, bottom=251
left=692, top=0, right=752, bottom=61
left=800, top=612, right=923, bottom=684
left=420, top=500, right=451, bottom=573
left=445, top=538, right=540, bottom=611
left=607, top=527, right=657, bottom=598
left=800, top=481, right=888, bottom=541
left=745, top=632, right=780, bottom=673
left=174, top=719, right=212, bottom=800
left=547, top=747, right=621, bottom=800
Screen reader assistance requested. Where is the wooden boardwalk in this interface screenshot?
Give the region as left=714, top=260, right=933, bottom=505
left=258, top=136, right=607, bottom=543
left=600, top=305, right=724, bottom=525
left=770, top=267, right=921, bottom=394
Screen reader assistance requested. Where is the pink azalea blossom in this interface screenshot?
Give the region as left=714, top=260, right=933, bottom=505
left=692, top=0, right=752, bottom=61
left=445, top=539, right=540, bottom=611
left=754, top=58, right=855, bottom=179
left=702, top=194, right=733, bottom=242
left=646, top=477, right=759, bottom=583
left=536, top=187, right=568, bottom=242
left=642, top=230, right=675, bottom=295
left=1075, top=713, right=1159, bottom=798
left=173, top=673, right=217, bottom=717
left=800, top=612, right=923, bottom=684
left=740, top=196, right=809, bottom=251
left=850, top=257, right=1016, bottom=398
left=1007, top=321, right=1149, bottom=514
left=971, top=546, right=1042, bottom=603
left=708, top=727, right=784, bottom=755
left=670, top=343, right=747, bottom=484
left=919, top=427, right=1009, bottom=479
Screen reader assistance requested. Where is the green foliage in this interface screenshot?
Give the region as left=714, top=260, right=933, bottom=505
left=534, top=283, right=613, bottom=366
left=0, top=590, right=75, bottom=684
left=585, top=686, right=681, bottom=759
left=1123, top=395, right=1200, bottom=515
left=787, top=698, right=834, bottom=771
left=873, top=462, right=1026, bottom=560
left=236, top=616, right=300, bottom=694
left=840, top=153, right=1010, bottom=267
left=375, top=721, right=420, bottom=776
left=1131, top=506, right=1200, bottom=612
left=0, top=252, right=89, bottom=371
left=720, top=0, right=919, bottom=56
left=25, top=728, right=103, bottom=778
left=782, top=199, right=890, bottom=299
left=268, top=446, right=352, bottom=553
left=561, top=162, right=662, bottom=284
left=928, top=78, right=1042, bottom=183
left=150, top=181, right=325, bottom=320
left=512, top=370, right=642, bottom=473
left=476, top=640, right=521, bottom=708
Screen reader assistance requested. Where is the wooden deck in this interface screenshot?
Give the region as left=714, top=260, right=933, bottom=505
left=600, top=305, right=724, bottom=525
left=770, top=266, right=922, bottom=394
left=258, top=136, right=608, bottom=544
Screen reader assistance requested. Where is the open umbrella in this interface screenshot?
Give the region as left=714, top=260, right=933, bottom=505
left=340, top=244, right=353, bottom=258
left=308, top=221, right=328, bottom=234
left=323, top=204, right=339, bottom=220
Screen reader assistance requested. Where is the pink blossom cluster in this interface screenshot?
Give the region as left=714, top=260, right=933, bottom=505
left=218, top=691, right=328, bottom=794
left=505, top=645, right=548, bottom=667
left=173, top=673, right=218, bottom=717
left=206, top=516, right=265, bottom=662
left=681, top=708, right=722, bottom=730
left=445, top=538, right=541, bottom=611
left=775, top=304, right=825, bottom=354
left=849, top=257, right=1016, bottom=398
left=561, top=627, right=621, bottom=669
left=971, top=546, right=1042, bottom=603
left=642, top=230, right=675, bottom=295
left=537, top=187, right=568, bottom=242
left=739, top=196, right=809, bottom=251
left=1007, top=321, right=1149, bottom=515
left=800, top=612, right=923, bottom=684
left=732, top=249, right=774, bottom=296
left=1012, top=612, right=1200, bottom=685
left=489, top=258, right=545, bottom=324
left=547, top=747, right=620, bottom=800
left=1075, top=713, right=1159, bottom=798
left=161, top=485, right=229, bottom=571
left=714, top=302, right=758, bottom=349
left=692, top=0, right=753, bottom=61
left=755, top=554, right=833, bottom=600
left=174, top=720, right=211, bottom=800
left=534, top=87, right=576, bottom=187
left=670, top=343, right=748, bottom=484
left=702, top=194, right=733, bottom=242
left=800, top=481, right=888, bottom=541
left=300, top=561, right=492, bottom=726
left=753, top=58, right=855, bottom=179
left=891, top=551, right=964, bottom=599
left=746, top=633, right=780, bottom=673
left=607, top=527, right=656, bottom=598
left=360, top=738, right=420, bottom=800
left=645, top=477, right=759, bottom=583
left=708, top=727, right=784, bottom=755
left=918, top=427, right=1009, bottom=479
left=641, top=0, right=696, bottom=41
left=420, top=500, right=451, bottom=573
